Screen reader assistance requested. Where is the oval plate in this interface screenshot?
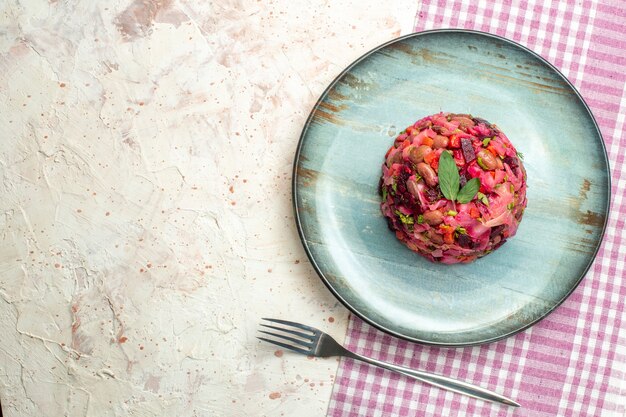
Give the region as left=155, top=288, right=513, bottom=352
left=293, top=29, right=610, bottom=346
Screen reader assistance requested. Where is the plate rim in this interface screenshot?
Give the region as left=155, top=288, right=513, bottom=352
left=292, top=28, right=612, bottom=346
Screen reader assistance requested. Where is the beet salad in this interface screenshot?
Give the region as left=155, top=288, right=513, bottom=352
left=379, top=112, right=527, bottom=264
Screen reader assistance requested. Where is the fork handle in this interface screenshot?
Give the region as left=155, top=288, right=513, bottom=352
left=346, top=351, right=520, bottom=407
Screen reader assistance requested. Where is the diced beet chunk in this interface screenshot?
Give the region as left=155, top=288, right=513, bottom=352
left=461, top=138, right=476, bottom=162
left=504, top=156, right=519, bottom=169
left=489, top=224, right=505, bottom=239
left=425, top=187, right=440, bottom=202
left=457, top=234, right=473, bottom=248
left=472, top=117, right=489, bottom=125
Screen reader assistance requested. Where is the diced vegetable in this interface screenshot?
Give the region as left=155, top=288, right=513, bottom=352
left=461, top=138, right=476, bottom=162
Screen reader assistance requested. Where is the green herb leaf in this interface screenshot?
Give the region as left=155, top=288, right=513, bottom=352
left=417, top=214, right=424, bottom=224
left=391, top=182, right=397, bottom=194
left=382, top=187, right=388, bottom=201
left=507, top=202, right=515, bottom=210
left=477, top=191, right=489, bottom=206
left=395, top=210, right=414, bottom=225
left=457, top=227, right=467, bottom=235
left=457, top=178, right=481, bottom=203
left=482, top=137, right=492, bottom=147
left=438, top=151, right=459, bottom=201
left=516, top=151, right=524, bottom=160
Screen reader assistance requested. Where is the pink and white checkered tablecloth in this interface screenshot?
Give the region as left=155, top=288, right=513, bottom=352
left=327, top=1, right=626, bottom=416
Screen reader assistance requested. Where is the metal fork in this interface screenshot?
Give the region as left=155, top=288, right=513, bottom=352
left=258, top=318, right=520, bottom=407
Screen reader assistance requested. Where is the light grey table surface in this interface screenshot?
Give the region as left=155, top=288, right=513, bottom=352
left=0, top=0, right=417, bottom=416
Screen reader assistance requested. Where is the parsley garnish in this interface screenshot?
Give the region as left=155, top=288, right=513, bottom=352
left=395, top=210, right=414, bottom=225
left=476, top=192, right=489, bottom=206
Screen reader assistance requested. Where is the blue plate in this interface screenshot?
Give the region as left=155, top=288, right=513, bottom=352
left=293, top=29, right=610, bottom=346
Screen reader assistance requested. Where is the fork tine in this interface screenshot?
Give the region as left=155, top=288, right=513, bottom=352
left=261, top=318, right=318, bottom=334
left=257, top=337, right=312, bottom=355
left=259, top=324, right=315, bottom=341
left=258, top=330, right=314, bottom=348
